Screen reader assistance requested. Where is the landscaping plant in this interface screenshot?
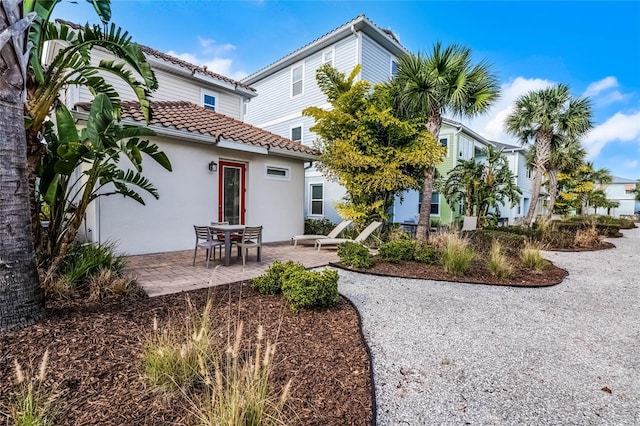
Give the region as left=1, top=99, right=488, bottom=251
left=378, top=239, right=417, bottom=263
left=440, top=234, right=475, bottom=276
left=337, top=241, right=373, bottom=269
left=9, top=350, right=57, bottom=426
left=251, top=261, right=305, bottom=295
left=520, top=243, right=546, bottom=273
left=487, top=241, right=513, bottom=278
left=281, top=269, right=340, bottom=313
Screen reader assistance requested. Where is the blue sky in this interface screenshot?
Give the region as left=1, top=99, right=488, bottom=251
left=53, top=1, right=640, bottom=180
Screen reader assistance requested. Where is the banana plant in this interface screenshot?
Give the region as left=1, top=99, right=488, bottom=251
left=39, top=93, right=171, bottom=280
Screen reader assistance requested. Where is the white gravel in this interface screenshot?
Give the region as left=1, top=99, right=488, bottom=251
left=338, top=227, right=640, bottom=425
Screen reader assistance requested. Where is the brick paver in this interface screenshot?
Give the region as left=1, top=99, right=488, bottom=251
left=125, top=242, right=338, bottom=297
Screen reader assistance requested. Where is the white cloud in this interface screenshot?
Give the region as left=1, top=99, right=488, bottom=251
left=582, top=76, right=618, bottom=97
left=166, top=38, right=247, bottom=81
left=583, top=111, right=640, bottom=158
left=465, top=76, right=555, bottom=143
left=623, top=159, right=638, bottom=169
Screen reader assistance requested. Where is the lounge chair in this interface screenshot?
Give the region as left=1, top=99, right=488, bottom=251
left=316, top=221, right=383, bottom=251
left=291, top=219, right=352, bottom=247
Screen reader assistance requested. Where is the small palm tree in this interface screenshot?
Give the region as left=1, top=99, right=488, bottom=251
left=393, top=43, right=500, bottom=241
left=506, top=84, right=593, bottom=225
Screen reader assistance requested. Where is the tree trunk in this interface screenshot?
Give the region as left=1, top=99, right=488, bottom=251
left=416, top=114, right=443, bottom=242
left=0, top=0, right=44, bottom=331
left=524, top=131, right=552, bottom=226
left=545, top=168, right=559, bottom=218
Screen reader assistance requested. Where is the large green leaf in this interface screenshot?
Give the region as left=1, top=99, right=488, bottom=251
left=54, top=103, right=79, bottom=145
left=86, top=93, right=115, bottom=149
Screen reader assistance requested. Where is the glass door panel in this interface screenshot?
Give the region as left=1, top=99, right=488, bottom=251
left=219, top=162, right=245, bottom=224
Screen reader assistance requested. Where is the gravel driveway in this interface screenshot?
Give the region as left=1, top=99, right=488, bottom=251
left=338, top=227, right=639, bottom=425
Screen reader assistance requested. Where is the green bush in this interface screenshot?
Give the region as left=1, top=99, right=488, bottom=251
left=281, top=269, right=340, bottom=313
left=251, top=261, right=305, bottom=295
left=60, top=241, right=124, bottom=286
left=440, top=234, right=475, bottom=276
left=463, top=229, right=527, bottom=257
left=413, top=244, right=437, bottom=264
left=378, top=239, right=416, bottom=263
left=304, top=218, right=336, bottom=235
left=337, top=241, right=373, bottom=269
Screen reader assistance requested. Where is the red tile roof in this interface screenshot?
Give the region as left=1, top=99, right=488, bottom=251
left=75, top=101, right=317, bottom=156
left=55, top=19, right=255, bottom=92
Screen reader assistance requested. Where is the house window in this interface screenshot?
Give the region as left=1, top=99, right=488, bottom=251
left=310, top=183, right=323, bottom=215
left=390, top=59, right=398, bottom=77
left=203, top=93, right=216, bottom=111
left=291, top=64, right=303, bottom=97
left=291, top=125, right=302, bottom=142
left=266, top=165, right=290, bottom=180
left=526, top=168, right=533, bottom=179
left=322, top=49, right=334, bottom=66
left=440, top=137, right=449, bottom=156
left=431, top=192, right=440, bottom=215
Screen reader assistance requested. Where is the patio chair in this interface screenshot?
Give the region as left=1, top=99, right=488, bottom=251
left=232, top=226, right=262, bottom=266
left=193, top=226, right=225, bottom=268
left=291, top=219, right=353, bottom=247
left=316, top=221, right=383, bottom=251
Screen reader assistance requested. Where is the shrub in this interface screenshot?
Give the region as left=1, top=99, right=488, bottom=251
left=251, top=261, right=305, bottom=295
left=378, top=239, right=417, bottom=263
left=487, top=241, right=513, bottom=278
left=337, top=241, right=373, bottom=269
left=281, top=269, right=339, bottom=313
left=87, top=269, right=143, bottom=302
left=60, top=241, right=124, bottom=286
left=520, top=243, right=546, bottom=273
left=574, top=226, right=601, bottom=248
left=304, top=218, right=336, bottom=235
left=463, top=229, right=527, bottom=257
left=413, top=244, right=437, bottom=264
left=440, top=234, right=475, bottom=276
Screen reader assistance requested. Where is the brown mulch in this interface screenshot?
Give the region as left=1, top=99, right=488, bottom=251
left=335, top=258, right=568, bottom=287
left=546, top=241, right=616, bottom=252
left=0, top=283, right=372, bottom=425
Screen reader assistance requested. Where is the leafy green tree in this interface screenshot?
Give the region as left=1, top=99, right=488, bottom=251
left=303, top=64, right=444, bottom=227
left=557, top=162, right=612, bottom=215
left=391, top=44, right=500, bottom=241
left=588, top=190, right=619, bottom=215
left=26, top=4, right=158, bottom=250
left=506, top=84, right=593, bottom=225
left=440, top=145, right=521, bottom=228
left=40, top=94, right=171, bottom=282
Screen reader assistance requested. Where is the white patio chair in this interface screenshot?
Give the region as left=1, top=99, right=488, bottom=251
left=193, top=225, right=225, bottom=268
left=291, top=219, right=352, bottom=247
left=316, top=221, right=383, bottom=251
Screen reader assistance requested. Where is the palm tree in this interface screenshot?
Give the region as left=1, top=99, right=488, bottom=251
left=505, top=84, right=593, bottom=225
left=393, top=43, right=500, bottom=241
left=1, top=0, right=44, bottom=330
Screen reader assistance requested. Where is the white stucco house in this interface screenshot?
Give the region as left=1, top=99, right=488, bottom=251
left=48, top=22, right=316, bottom=255
left=242, top=14, right=409, bottom=224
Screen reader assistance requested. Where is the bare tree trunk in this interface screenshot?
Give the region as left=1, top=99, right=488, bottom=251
left=0, top=0, right=44, bottom=331
left=546, top=168, right=559, bottom=218
left=524, top=131, right=551, bottom=226
left=416, top=114, right=443, bottom=242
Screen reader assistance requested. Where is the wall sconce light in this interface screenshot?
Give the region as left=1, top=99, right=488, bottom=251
left=208, top=161, right=217, bottom=172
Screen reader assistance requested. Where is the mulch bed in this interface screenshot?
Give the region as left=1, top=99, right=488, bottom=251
left=334, top=258, right=568, bottom=287
left=546, top=241, right=616, bottom=252
left=0, top=283, right=372, bottom=425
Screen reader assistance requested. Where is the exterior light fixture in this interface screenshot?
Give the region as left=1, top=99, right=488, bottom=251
left=208, top=161, right=217, bottom=172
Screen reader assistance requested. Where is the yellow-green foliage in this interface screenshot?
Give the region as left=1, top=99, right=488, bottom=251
left=304, top=64, right=445, bottom=226
left=440, top=234, right=475, bottom=276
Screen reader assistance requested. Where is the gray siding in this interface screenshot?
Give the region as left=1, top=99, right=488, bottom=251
left=360, top=33, right=394, bottom=85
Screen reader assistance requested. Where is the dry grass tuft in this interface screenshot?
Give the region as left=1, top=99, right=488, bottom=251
left=487, top=241, right=513, bottom=278
left=87, top=269, right=143, bottom=302
left=439, top=233, right=475, bottom=276
left=9, top=350, right=58, bottom=426
left=520, top=243, right=546, bottom=273
left=574, top=226, right=601, bottom=248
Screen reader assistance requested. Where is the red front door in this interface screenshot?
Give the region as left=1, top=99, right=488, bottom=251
left=218, top=161, right=246, bottom=224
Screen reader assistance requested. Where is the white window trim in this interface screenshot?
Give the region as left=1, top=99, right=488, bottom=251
left=431, top=192, right=441, bottom=217
left=201, top=89, right=218, bottom=111
left=390, top=57, right=398, bottom=77
left=265, top=164, right=291, bottom=181
left=439, top=136, right=450, bottom=158
left=309, top=182, right=324, bottom=217
left=290, top=62, right=304, bottom=98
left=290, top=123, right=303, bottom=144
left=322, top=47, right=335, bottom=67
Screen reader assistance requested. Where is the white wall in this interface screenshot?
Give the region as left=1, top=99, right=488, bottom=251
left=93, top=136, right=305, bottom=255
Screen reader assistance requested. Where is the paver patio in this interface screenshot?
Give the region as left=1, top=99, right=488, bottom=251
left=125, top=242, right=338, bottom=297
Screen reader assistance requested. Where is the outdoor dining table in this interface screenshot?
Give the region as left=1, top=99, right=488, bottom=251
left=209, top=224, right=246, bottom=266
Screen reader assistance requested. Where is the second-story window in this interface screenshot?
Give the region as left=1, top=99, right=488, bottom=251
left=440, top=137, right=449, bottom=157
left=322, top=49, right=334, bottom=67
left=291, top=125, right=302, bottom=142
left=291, top=64, right=303, bottom=97
left=391, top=59, right=398, bottom=77
left=203, top=93, right=216, bottom=111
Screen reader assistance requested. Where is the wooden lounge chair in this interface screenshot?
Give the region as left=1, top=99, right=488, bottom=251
left=316, top=221, right=383, bottom=251
left=291, top=219, right=352, bottom=247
